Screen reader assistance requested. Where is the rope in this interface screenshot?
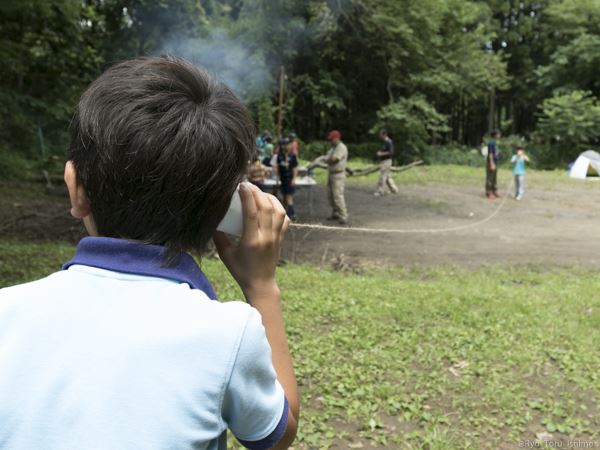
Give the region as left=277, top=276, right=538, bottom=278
left=290, top=179, right=513, bottom=234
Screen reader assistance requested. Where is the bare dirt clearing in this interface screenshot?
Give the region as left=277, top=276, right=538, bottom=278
left=1, top=175, right=598, bottom=269
left=283, top=178, right=600, bottom=268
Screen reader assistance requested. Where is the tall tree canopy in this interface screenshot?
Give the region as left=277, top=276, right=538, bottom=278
left=1, top=0, right=598, bottom=163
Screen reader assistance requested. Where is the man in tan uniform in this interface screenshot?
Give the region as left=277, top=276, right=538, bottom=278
left=325, top=130, right=348, bottom=224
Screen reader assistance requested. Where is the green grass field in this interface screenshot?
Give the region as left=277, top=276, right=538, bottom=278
left=2, top=239, right=599, bottom=449
left=303, top=160, right=595, bottom=194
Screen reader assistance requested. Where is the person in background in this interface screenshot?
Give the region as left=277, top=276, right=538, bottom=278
left=262, top=134, right=274, bottom=166
left=486, top=129, right=501, bottom=199
left=511, top=145, right=530, bottom=200
left=325, top=130, right=349, bottom=225
left=288, top=132, right=299, bottom=157
left=248, top=153, right=267, bottom=191
left=275, top=138, right=298, bottom=220
left=374, top=128, right=398, bottom=196
left=255, top=134, right=265, bottom=153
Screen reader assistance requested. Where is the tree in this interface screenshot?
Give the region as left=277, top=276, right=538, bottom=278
left=537, top=90, right=600, bottom=162
left=371, top=96, right=450, bottom=161
left=537, top=34, right=600, bottom=98
left=0, top=0, right=101, bottom=155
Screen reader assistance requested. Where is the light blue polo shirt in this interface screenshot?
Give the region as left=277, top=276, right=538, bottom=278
left=0, top=237, right=288, bottom=450
left=511, top=155, right=526, bottom=175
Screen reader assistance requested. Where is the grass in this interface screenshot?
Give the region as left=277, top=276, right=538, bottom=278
left=301, top=159, right=598, bottom=192
left=2, top=239, right=600, bottom=448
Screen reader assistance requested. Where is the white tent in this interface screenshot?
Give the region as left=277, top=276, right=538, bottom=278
left=569, top=150, right=600, bottom=179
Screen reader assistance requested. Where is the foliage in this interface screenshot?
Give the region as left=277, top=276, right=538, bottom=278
left=3, top=239, right=600, bottom=448
left=546, top=0, right=600, bottom=36
left=537, top=34, right=600, bottom=97
left=422, top=145, right=484, bottom=167
left=536, top=90, right=600, bottom=162
left=256, top=97, right=277, bottom=136
left=0, top=0, right=102, bottom=155
left=0, top=146, right=32, bottom=179
left=371, top=96, right=451, bottom=162
left=1, top=0, right=599, bottom=168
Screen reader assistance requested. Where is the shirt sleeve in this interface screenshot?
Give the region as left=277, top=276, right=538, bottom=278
left=222, top=308, right=288, bottom=449
left=333, top=144, right=347, bottom=161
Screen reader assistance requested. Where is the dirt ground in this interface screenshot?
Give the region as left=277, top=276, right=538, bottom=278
left=1, top=179, right=599, bottom=269
left=282, top=180, right=600, bottom=268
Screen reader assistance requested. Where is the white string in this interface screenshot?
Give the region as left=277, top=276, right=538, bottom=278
left=290, top=179, right=513, bottom=234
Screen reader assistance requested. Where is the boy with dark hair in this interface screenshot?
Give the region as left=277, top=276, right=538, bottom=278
left=0, top=56, right=299, bottom=450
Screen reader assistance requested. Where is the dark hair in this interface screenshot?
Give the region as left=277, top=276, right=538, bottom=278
left=491, top=129, right=501, bottom=138
left=379, top=128, right=388, bottom=136
left=68, top=55, right=254, bottom=255
left=516, top=145, right=525, bottom=151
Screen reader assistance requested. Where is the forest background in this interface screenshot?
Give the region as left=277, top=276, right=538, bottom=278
left=2, top=0, right=600, bottom=172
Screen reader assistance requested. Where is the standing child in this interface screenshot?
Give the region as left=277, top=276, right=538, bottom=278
left=0, top=56, right=299, bottom=450
left=275, top=138, right=298, bottom=220
left=511, top=145, right=530, bottom=200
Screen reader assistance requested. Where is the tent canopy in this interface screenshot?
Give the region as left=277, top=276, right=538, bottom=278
left=569, top=150, right=600, bottom=179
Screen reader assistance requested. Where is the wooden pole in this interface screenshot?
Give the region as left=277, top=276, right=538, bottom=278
left=277, top=65, right=285, bottom=139
left=488, top=88, right=496, bottom=132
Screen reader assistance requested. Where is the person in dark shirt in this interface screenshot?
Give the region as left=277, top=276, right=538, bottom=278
left=275, top=138, right=298, bottom=220
left=374, top=129, right=399, bottom=196
left=486, top=129, right=501, bottom=199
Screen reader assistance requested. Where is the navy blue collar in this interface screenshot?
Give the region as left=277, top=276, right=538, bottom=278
left=63, top=237, right=217, bottom=300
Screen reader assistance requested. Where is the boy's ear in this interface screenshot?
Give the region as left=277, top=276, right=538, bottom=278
left=64, top=161, right=91, bottom=220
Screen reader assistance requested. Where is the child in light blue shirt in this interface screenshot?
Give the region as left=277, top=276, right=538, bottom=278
left=0, top=56, right=299, bottom=450
left=511, top=146, right=530, bottom=200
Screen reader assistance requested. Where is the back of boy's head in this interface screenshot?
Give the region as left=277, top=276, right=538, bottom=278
left=69, top=55, right=254, bottom=254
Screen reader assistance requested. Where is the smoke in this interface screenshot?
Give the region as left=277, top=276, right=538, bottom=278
left=160, top=29, right=274, bottom=102
left=157, top=2, right=349, bottom=102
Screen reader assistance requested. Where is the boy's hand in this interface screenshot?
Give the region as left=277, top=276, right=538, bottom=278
left=213, top=182, right=289, bottom=301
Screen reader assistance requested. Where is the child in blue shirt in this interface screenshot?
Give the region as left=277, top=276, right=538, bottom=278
left=0, top=56, right=299, bottom=450
left=511, top=145, right=530, bottom=200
